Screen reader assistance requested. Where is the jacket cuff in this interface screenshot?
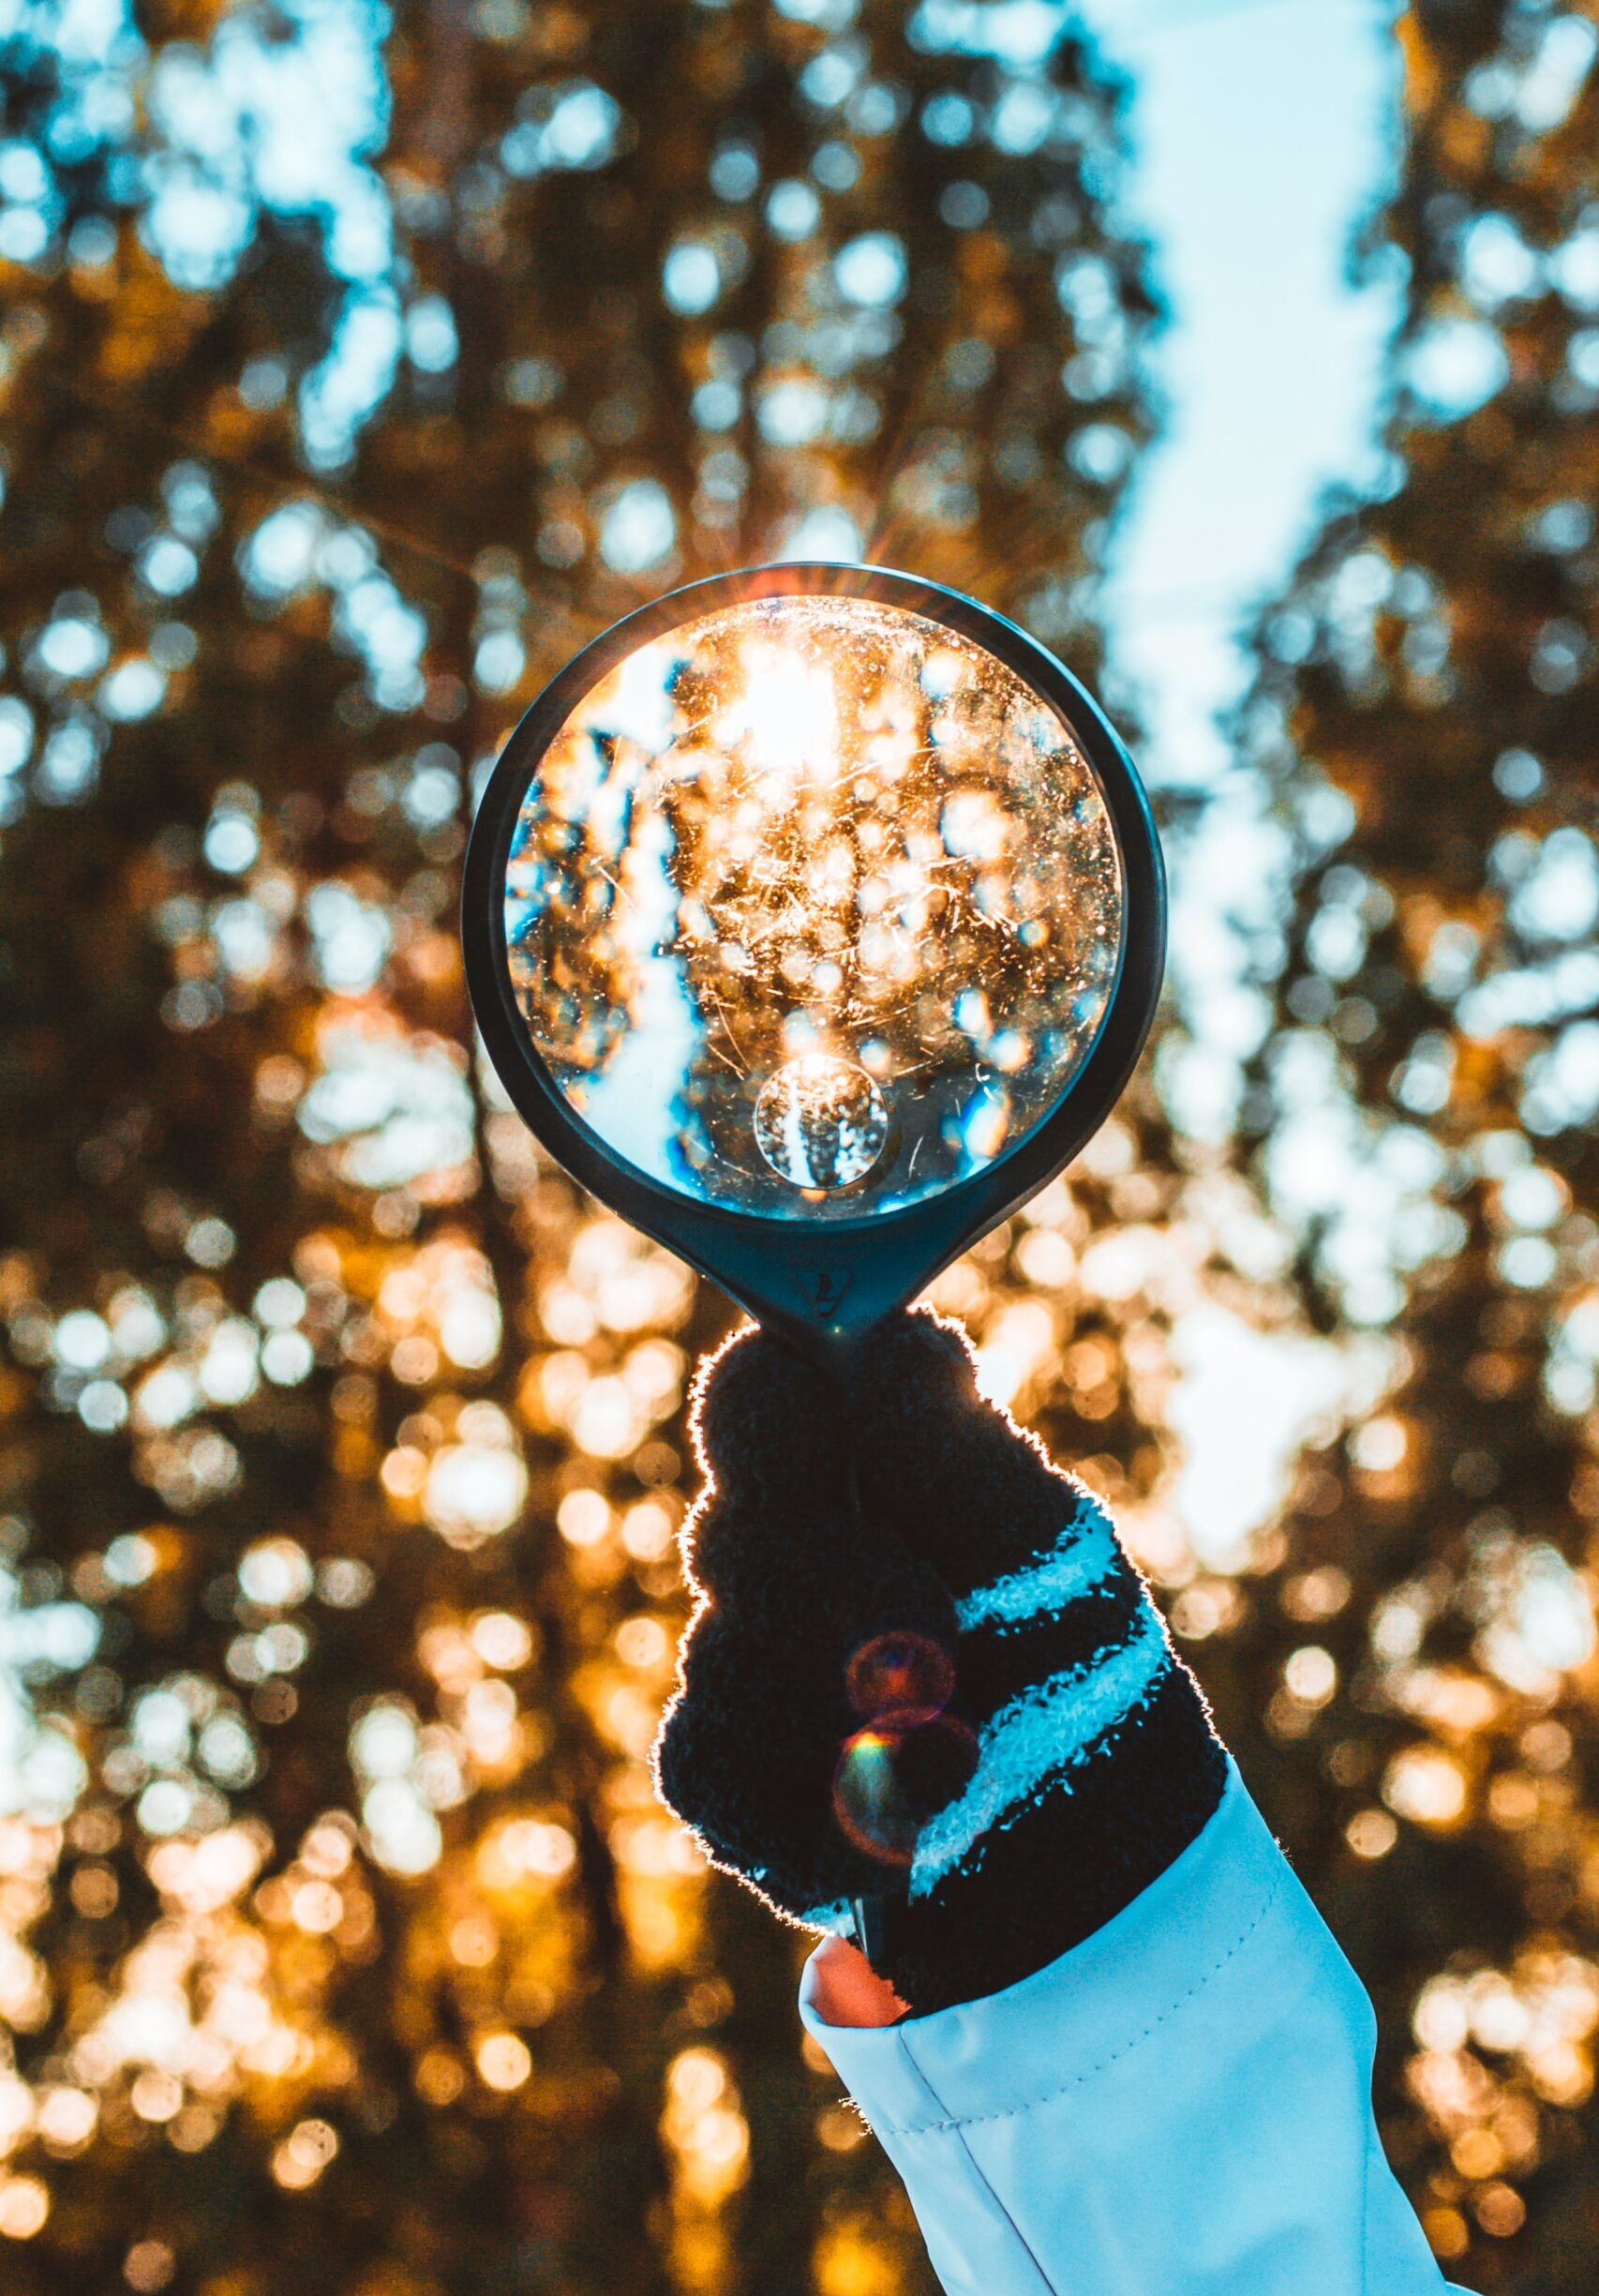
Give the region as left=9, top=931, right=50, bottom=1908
left=800, top=1760, right=1276, bottom=2124
left=800, top=1763, right=1461, bottom=2296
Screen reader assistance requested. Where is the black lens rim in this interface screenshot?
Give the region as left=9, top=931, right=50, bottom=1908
left=461, top=561, right=1165, bottom=1358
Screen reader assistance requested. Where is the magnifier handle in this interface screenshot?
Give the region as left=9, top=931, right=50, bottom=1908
left=848, top=1891, right=894, bottom=1966
left=835, top=1410, right=911, bottom=1971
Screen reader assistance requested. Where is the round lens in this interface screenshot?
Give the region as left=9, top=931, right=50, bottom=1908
left=500, top=592, right=1125, bottom=1221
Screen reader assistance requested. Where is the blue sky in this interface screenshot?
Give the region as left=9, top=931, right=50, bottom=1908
left=1062, top=0, right=1405, bottom=1158
left=1086, top=0, right=1402, bottom=788
left=1068, top=0, right=1408, bottom=1561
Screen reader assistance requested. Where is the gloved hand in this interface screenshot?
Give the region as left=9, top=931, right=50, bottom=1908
left=654, top=1308, right=1227, bottom=2017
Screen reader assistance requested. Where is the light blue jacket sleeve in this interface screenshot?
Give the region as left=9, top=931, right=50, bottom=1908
left=800, top=1765, right=1469, bottom=2296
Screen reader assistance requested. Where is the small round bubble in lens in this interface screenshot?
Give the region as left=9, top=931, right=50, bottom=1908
left=755, top=1055, right=888, bottom=1193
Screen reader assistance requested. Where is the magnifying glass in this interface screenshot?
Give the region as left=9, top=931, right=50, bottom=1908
left=462, top=560, right=1164, bottom=1365
left=462, top=560, right=1163, bottom=1940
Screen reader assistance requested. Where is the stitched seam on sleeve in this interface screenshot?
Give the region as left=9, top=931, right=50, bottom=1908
left=1357, top=2121, right=1367, bottom=2294
left=874, top=1865, right=1285, bottom=2139
left=890, top=2034, right=1061, bottom=2296
left=1358, top=2116, right=1375, bottom=2294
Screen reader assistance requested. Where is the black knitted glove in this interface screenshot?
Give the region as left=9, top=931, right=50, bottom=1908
left=654, top=1308, right=1227, bottom=2017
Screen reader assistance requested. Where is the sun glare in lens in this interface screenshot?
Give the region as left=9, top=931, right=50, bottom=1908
left=502, top=593, right=1124, bottom=1219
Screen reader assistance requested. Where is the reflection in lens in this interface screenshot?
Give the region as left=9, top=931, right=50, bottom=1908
left=502, top=593, right=1124, bottom=1220
left=754, top=1055, right=887, bottom=1192
left=832, top=1715, right=979, bottom=1867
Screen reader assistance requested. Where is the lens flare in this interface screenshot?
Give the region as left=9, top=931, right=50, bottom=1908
left=844, top=1630, right=956, bottom=1722
left=834, top=1630, right=972, bottom=1865
left=832, top=1715, right=979, bottom=1867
